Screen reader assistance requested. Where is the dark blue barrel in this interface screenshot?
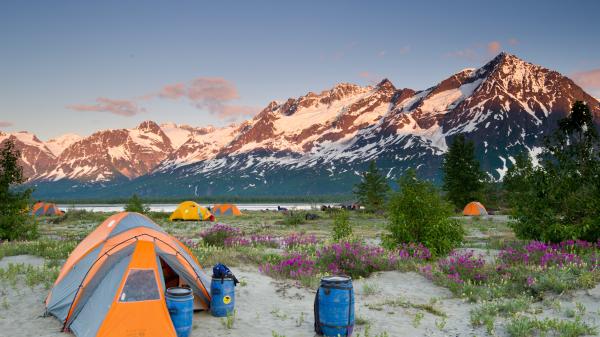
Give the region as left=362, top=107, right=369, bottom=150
left=210, top=277, right=235, bottom=317
left=315, top=276, right=355, bottom=337
left=166, top=287, right=194, bottom=337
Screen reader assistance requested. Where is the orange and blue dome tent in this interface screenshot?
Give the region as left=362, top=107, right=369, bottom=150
left=212, top=204, right=242, bottom=216
left=45, top=212, right=212, bottom=337
left=32, top=202, right=64, bottom=216
left=463, top=201, right=488, bottom=216
left=169, top=201, right=215, bottom=221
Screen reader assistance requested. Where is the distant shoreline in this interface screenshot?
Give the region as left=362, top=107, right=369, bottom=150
left=38, top=194, right=354, bottom=204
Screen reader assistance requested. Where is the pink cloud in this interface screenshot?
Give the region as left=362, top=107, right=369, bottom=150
left=508, top=38, right=519, bottom=46
left=378, top=50, right=386, bottom=57
left=68, top=97, right=145, bottom=116
left=157, top=77, right=255, bottom=120
left=445, top=48, right=478, bottom=60
left=158, top=83, right=186, bottom=99
left=215, top=105, right=261, bottom=121
left=399, top=45, right=411, bottom=55
left=487, top=41, right=502, bottom=55
left=187, top=77, right=239, bottom=102
left=358, top=71, right=382, bottom=85
left=0, top=121, right=13, bottom=128
left=359, top=71, right=372, bottom=79
left=572, top=69, right=600, bottom=89
left=69, top=76, right=258, bottom=121
left=447, top=40, right=509, bottom=61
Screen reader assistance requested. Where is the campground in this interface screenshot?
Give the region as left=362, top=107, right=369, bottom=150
left=2, top=209, right=600, bottom=337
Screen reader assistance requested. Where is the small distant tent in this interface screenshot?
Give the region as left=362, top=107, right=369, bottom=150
left=212, top=204, right=242, bottom=216
left=45, top=212, right=212, bottom=337
left=463, top=201, right=488, bottom=216
left=32, top=202, right=64, bottom=216
left=169, top=201, right=215, bottom=221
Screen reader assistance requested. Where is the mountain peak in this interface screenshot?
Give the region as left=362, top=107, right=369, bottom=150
left=376, top=78, right=395, bottom=91
left=136, top=120, right=161, bottom=133
left=488, top=52, right=524, bottom=67
left=266, top=101, right=279, bottom=111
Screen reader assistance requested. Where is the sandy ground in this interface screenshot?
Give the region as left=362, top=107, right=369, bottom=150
left=1, top=255, right=600, bottom=337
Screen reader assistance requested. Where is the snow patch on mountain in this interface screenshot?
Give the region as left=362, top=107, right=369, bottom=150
left=46, top=133, right=82, bottom=156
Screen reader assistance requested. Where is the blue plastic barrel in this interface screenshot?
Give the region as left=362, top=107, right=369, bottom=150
left=315, top=276, right=355, bottom=337
left=210, top=276, right=235, bottom=317
left=166, top=287, right=194, bottom=337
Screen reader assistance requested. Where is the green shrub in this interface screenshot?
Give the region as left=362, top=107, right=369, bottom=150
left=505, top=101, right=600, bottom=242
left=331, top=211, right=352, bottom=241
left=384, top=169, right=464, bottom=256
left=124, top=194, right=150, bottom=214
left=0, top=139, right=37, bottom=241
left=0, top=214, right=38, bottom=241
left=282, top=211, right=305, bottom=226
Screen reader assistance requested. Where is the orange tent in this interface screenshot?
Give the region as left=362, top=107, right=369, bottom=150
left=32, top=202, right=64, bottom=216
left=45, top=212, right=211, bottom=337
left=212, top=204, right=242, bottom=216
left=463, top=201, right=488, bottom=216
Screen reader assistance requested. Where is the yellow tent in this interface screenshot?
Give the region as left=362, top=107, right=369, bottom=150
left=169, top=201, right=215, bottom=221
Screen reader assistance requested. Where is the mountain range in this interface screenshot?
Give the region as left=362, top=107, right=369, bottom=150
left=2, top=53, right=599, bottom=199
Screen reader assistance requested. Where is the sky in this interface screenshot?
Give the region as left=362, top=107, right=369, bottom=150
left=1, top=0, right=599, bottom=140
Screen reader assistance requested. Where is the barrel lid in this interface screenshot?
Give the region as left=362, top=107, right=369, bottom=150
left=321, top=275, right=351, bottom=283
left=166, top=287, right=192, bottom=297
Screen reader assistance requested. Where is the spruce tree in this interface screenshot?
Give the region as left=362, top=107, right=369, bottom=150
left=124, top=194, right=150, bottom=214
left=441, top=134, right=486, bottom=210
left=353, top=160, right=390, bottom=212
left=506, top=101, right=600, bottom=242
left=0, top=139, right=37, bottom=240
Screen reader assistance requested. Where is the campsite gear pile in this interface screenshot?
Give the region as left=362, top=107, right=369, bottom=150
left=170, top=201, right=215, bottom=221
left=314, top=276, right=355, bottom=337
left=31, top=202, right=64, bottom=216
left=166, top=287, right=194, bottom=337
left=45, top=212, right=211, bottom=337
left=463, top=201, right=488, bottom=216
left=210, top=263, right=238, bottom=317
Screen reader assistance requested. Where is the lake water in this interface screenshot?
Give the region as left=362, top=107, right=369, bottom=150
left=57, top=203, right=324, bottom=212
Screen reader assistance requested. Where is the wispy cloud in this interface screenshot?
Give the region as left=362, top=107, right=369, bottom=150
left=321, top=41, right=358, bottom=61
left=158, top=83, right=186, bottom=99
left=156, top=77, right=256, bottom=120
left=487, top=41, right=502, bottom=55
left=445, top=48, right=478, bottom=60
left=572, top=69, right=600, bottom=97
left=446, top=39, right=513, bottom=61
left=572, top=69, right=600, bottom=89
left=358, top=71, right=383, bottom=85
left=68, top=97, right=145, bottom=116
left=216, top=105, right=261, bottom=122
left=69, top=77, right=259, bottom=121
left=0, top=121, right=13, bottom=128
left=399, top=45, right=411, bottom=55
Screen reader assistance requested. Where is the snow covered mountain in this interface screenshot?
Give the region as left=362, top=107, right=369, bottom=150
left=34, top=121, right=174, bottom=182
left=17, top=53, right=600, bottom=198
left=45, top=133, right=82, bottom=156
left=0, top=131, right=56, bottom=178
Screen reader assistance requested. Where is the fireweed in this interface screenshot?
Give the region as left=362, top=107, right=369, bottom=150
left=281, top=233, right=319, bottom=248
left=199, top=224, right=242, bottom=246
left=437, top=250, right=488, bottom=284
left=224, top=235, right=279, bottom=248
left=428, top=240, right=600, bottom=302
left=259, top=252, right=317, bottom=279
left=260, top=241, right=431, bottom=282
